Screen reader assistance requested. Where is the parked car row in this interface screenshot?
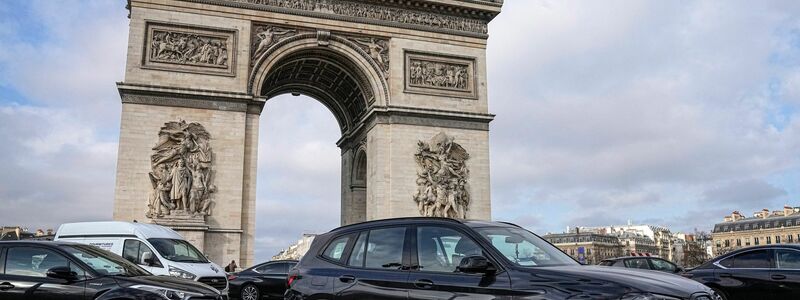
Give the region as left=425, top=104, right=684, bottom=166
left=2, top=218, right=798, bottom=299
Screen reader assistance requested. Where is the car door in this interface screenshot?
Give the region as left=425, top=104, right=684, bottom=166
left=772, top=248, right=800, bottom=299
left=253, top=262, right=290, bottom=298
left=0, top=245, right=87, bottom=300
left=333, top=227, right=411, bottom=300
left=715, top=249, right=775, bottom=300
left=407, top=226, right=514, bottom=300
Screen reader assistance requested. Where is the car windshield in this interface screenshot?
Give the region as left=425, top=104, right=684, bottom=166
left=148, top=238, right=208, bottom=263
left=476, top=227, right=578, bottom=267
left=62, top=245, right=150, bottom=277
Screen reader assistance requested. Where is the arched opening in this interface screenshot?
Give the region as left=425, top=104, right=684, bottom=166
left=251, top=42, right=381, bottom=261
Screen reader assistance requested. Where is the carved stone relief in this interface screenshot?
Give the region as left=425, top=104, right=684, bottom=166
left=222, top=0, right=489, bottom=35
left=144, top=22, right=237, bottom=76
left=405, top=51, right=476, bottom=98
left=347, top=36, right=389, bottom=78
left=147, top=120, right=216, bottom=220
left=250, top=24, right=307, bottom=66
left=413, top=132, right=471, bottom=219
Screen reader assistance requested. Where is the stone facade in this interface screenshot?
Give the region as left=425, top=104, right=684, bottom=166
left=113, top=0, right=502, bottom=268
left=712, top=206, right=800, bottom=256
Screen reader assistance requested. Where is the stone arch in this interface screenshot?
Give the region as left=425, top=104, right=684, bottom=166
left=249, top=33, right=390, bottom=134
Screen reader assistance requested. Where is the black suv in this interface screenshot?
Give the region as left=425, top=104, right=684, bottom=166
left=285, top=218, right=717, bottom=299
left=0, top=240, right=224, bottom=299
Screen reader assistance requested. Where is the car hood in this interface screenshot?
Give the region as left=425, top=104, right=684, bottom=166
left=115, top=275, right=222, bottom=296
left=169, top=261, right=226, bottom=278
left=513, top=265, right=710, bottom=298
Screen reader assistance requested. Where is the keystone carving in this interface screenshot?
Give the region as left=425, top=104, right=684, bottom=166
left=147, top=120, right=216, bottom=219
left=413, top=132, right=471, bottom=219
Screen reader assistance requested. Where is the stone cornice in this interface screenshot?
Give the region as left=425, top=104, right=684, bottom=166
left=117, top=82, right=266, bottom=114
left=168, top=0, right=498, bottom=38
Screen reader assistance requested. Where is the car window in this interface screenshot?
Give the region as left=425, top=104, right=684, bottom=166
left=322, top=235, right=351, bottom=262
left=776, top=249, right=800, bottom=269
left=4, top=247, right=83, bottom=278
left=477, top=227, right=576, bottom=267
left=364, top=227, right=406, bottom=270
left=598, top=260, right=614, bottom=266
left=650, top=258, right=676, bottom=272
left=624, top=258, right=651, bottom=269
left=416, top=226, right=482, bottom=273
left=348, top=232, right=368, bottom=267
left=255, top=263, right=285, bottom=274
left=730, top=250, right=770, bottom=269
left=122, top=239, right=160, bottom=267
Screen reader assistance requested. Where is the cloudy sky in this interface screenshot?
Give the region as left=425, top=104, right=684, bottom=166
left=1, top=0, right=799, bottom=262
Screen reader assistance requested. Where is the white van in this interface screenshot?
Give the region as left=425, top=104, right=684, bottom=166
left=54, top=221, right=228, bottom=293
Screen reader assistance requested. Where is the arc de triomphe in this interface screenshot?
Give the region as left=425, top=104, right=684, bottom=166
left=112, top=0, right=503, bottom=266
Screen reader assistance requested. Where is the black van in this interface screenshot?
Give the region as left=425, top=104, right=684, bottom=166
left=286, top=217, right=718, bottom=300
left=0, top=240, right=223, bottom=300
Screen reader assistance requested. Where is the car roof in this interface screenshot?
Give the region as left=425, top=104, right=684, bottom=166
left=56, top=221, right=182, bottom=239
left=328, top=217, right=520, bottom=233
left=604, top=256, right=665, bottom=261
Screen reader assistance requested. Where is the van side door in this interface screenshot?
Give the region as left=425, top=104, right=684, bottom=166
left=0, top=245, right=88, bottom=300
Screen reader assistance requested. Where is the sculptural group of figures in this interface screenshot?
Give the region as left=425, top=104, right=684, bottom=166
left=413, top=132, right=471, bottom=219
left=151, top=30, right=228, bottom=67
left=409, top=60, right=469, bottom=90
left=235, top=0, right=488, bottom=34
left=147, top=121, right=216, bottom=219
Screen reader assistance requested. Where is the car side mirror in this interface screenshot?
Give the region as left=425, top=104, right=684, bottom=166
left=46, top=266, right=77, bottom=281
left=141, top=251, right=154, bottom=266
left=457, top=255, right=496, bottom=275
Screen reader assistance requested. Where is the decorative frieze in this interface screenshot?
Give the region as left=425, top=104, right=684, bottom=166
left=143, top=22, right=237, bottom=76
left=216, top=0, right=489, bottom=35
left=405, top=51, right=477, bottom=99
left=413, top=132, right=471, bottom=219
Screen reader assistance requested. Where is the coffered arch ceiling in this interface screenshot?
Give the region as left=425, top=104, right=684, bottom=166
left=260, top=49, right=373, bottom=134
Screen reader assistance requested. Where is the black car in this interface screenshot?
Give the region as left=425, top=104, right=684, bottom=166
left=0, top=240, right=224, bottom=299
left=684, top=245, right=800, bottom=300
left=285, top=217, right=717, bottom=299
left=228, top=260, right=297, bottom=300
left=600, top=256, right=685, bottom=273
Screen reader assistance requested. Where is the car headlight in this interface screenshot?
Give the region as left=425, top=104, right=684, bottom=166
left=621, top=293, right=682, bottom=300
left=130, top=284, right=203, bottom=300
left=168, top=266, right=196, bottom=280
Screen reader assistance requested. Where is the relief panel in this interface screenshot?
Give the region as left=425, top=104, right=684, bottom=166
left=143, top=22, right=237, bottom=76
left=405, top=51, right=477, bottom=99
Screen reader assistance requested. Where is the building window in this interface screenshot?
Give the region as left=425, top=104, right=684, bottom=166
left=736, top=239, right=741, bottom=247
left=788, top=235, right=793, bottom=243
left=767, top=236, right=772, bottom=244
left=724, top=240, right=730, bottom=247
left=755, top=237, right=760, bottom=245
left=745, top=238, right=751, bottom=246
left=776, top=236, right=781, bottom=244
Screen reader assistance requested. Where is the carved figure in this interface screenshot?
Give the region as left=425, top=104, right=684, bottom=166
left=253, top=26, right=297, bottom=59
left=147, top=120, right=216, bottom=219
left=352, top=37, right=389, bottom=75
left=413, top=132, right=470, bottom=219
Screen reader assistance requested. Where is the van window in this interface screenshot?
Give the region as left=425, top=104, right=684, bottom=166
left=148, top=239, right=208, bottom=263
left=123, top=239, right=162, bottom=267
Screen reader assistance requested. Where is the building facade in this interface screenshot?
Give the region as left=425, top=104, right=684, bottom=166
left=712, top=206, right=800, bottom=255
left=543, top=232, right=624, bottom=265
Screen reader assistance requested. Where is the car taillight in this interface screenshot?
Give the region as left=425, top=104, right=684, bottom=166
left=227, top=274, right=237, bottom=281
left=287, top=275, right=298, bottom=287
